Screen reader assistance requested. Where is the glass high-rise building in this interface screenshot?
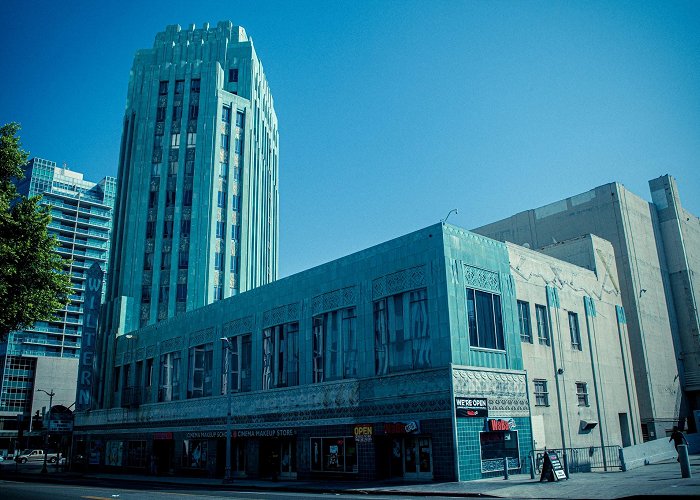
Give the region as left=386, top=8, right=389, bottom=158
left=105, top=21, right=279, bottom=334
left=0, top=158, right=115, bottom=445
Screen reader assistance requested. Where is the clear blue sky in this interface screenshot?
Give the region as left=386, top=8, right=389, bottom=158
left=2, top=1, right=699, bottom=278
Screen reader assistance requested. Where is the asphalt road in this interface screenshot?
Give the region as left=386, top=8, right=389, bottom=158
left=0, top=480, right=464, bottom=500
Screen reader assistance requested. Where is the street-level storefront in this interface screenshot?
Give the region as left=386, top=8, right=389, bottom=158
left=72, top=420, right=437, bottom=480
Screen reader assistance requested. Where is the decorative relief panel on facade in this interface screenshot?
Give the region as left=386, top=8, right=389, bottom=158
left=142, top=273, right=152, bottom=285
left=361, top=368, right=451, bottom=402
left=79, top=385, right=451, bottom=430
left=152, top=148, right=162, bottom=163
left=160, top=273, right=170, bottom=285
left=372, top=265, right=427, bottom=300
left=452, top=368, right=529, bottom=417
left=160, top=336, right=182, bottom=354
left=158, top=95, right=167, bottom=107
left=186, top=148, right=195, bottom=161
left=189, top=327, right=215, bottom=347
left=187, top=121, right=197, bottom=133
left=155, top=122, right=164, bottom=136
left=135, top=347, right=145, bottom=360
left=222, top=315, right=254, bottom=337
left=146, top=345, right=155, bottom=358
left=311, top=286, right=358, bottom=316
left=463, top=265, right=500, bottom=293
left=263, top=302, right=300, bottom=327
left=146, top=240, right=154, bottom=252
left=140, top=304, right=150, bottom=319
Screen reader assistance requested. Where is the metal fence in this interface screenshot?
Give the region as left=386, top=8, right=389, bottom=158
left=531, top=445, right=622, bottom=474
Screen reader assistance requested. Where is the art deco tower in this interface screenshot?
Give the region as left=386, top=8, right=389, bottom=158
left=105, top=22, right=279, bottom=333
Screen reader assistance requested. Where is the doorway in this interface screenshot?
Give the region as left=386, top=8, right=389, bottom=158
left=619, top=413, right=631, bottom=447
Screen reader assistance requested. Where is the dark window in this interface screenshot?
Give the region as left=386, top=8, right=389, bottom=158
left=228, top=68, right=238, bottom=83
left=234, top=137, right=243, bottom=154
left=221, top=134, right=230, bottom=150
left=576, top=382, right=589, bottom=406
left=184, top=160, right=194, bottom=175
left=183, top=189, right=192, bottom=207
left=569, top=312, right=582, bottom=350
left=178, top=250, right=189, bottom=269
left=518, top=300, right=532, bottom=343
left=534, top=379, right=549, bottom=406
left=466, top=288, right=504, bottom=350
left=159, top=81, right=168, bottom=95
left=236, top=111, right=244, bottom=128
left=536, top=304, right=550, bottom=346
left=222, top=106, right=231, bottom=123
left=166, top=188, right=176, bottom=207
left=143, top=251, right=154, bottom=271
left=216, top=221, right=225, bottom=238
left=161, top=250, right=171, bottom=270
left=214, top=251, right=223, bottom=270
left=156, top=106, right=166, bottom=122
left=217, top=190, right=226, bottom=209
left=181, top=218, right=191, bottom=236
left=146, top=221, right=156, bottom=239
left=190, top=78, right=200, bottom=93
left=175, top=80, right=184, bottom=94
left=163, top=220, right=173, bottom=239
left=177, top=283, right=187, bottom=302
left=141, top=285, right=151, bottom=304
left=148, top=190, right=158, bottom=208
left=172, top=106, right=182, bottom=121
left=189, top=104, right=199, bottom=120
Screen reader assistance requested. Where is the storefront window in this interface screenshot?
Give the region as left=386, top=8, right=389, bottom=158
left=106, top=440, right=124, bottom=466
left=310, top=437, right=357, bottom=473
left=183, top=439, right=208, bottom=468
left=127, top=440, right=147, bottom=467
left=480, top=430, right=520, bottom=472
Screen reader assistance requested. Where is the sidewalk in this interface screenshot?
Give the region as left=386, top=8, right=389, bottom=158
left=2, top=455, right=700, bottom=498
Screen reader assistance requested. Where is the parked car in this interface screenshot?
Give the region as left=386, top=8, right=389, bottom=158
left=14, top=449, right=59, bottom=464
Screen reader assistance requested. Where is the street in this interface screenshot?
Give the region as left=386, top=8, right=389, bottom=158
left=0, top=481, right=462, bottom=500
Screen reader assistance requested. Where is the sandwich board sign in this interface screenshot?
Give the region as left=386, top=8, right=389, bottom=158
left=540, top=450, right=567, bottom=481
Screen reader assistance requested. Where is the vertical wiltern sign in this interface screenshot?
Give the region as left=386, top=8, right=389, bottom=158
left=75, top=262, right=104, bottom=411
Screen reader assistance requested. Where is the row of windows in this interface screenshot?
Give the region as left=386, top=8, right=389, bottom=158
left=533, top=379, right=589, bottom=407
left=159, top=79, right=200, bottom=96
left=127, top=284, right=591, bottom=402
left=120, top=287, right=432, bottom=402
left=518, top=300, right=582, bottom=351
left=141, top=283, right=187, bottom=304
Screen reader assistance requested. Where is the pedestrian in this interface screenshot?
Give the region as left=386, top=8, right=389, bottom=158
left=669, top=426, right=688, bottom=461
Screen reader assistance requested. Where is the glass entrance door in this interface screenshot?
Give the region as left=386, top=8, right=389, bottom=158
left=403, top=437, right=432, bottom=479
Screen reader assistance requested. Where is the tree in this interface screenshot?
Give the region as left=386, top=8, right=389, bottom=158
left=0, top=123, right=71, bottom=342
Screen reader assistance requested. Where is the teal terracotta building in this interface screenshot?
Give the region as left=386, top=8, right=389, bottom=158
left=104, top=22, right=279, bottom=338
left=76, top=224, right=533, bottom=481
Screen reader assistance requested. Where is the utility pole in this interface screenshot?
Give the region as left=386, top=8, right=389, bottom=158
left=37, top=389, right=55, bottom=474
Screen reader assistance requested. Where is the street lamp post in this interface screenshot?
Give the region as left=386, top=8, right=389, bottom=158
left=220, top=337, right=233, bottom=484
left=37, top=389, right=55, bottom=474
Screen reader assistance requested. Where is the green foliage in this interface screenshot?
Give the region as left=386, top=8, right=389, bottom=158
left=0, top=123, right=72, bottom=341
